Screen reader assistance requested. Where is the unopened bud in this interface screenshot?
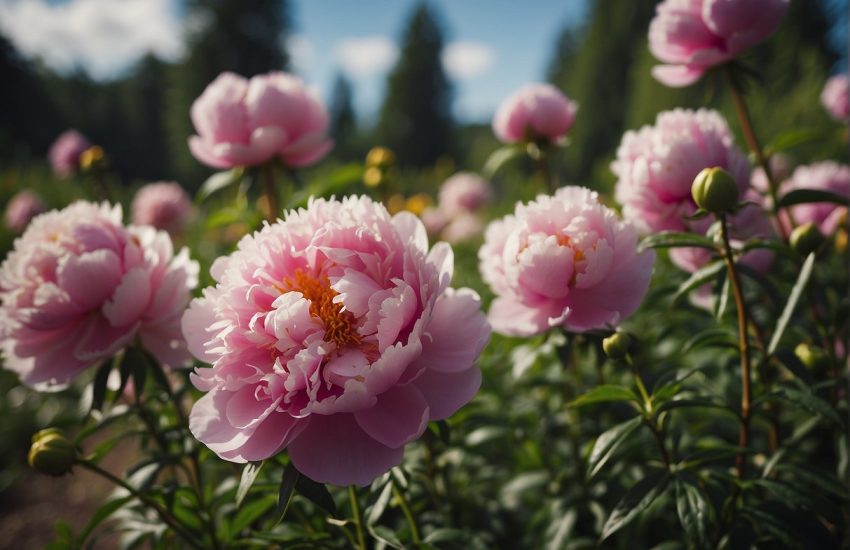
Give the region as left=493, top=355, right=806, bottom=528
left=789, top=222, right=824, bottom=257
left=603, top=332, right=633, bottom=360
left=363, top=166, right=384, bottom=188
left=691, top=167, right=739, bottom=214
left=794, top=343, right=829, bottom=371
left=366, top=147, right=395, bottom=169
left=28, top=428, right=76, bottom=476
left=405, top=193, right=432, bottom=216
left=79, top=146, right=105, bottom=172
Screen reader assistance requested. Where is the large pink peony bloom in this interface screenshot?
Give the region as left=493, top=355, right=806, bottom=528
left=48, top=130, right=91, bottom=178
left=0, top=202, right=198, bottom=390
left=438, top=172, right=492, bottom=217
left=821, top=74, right=850, bottom=122
left=479, top=186, right=655, bottom=337
left=493, top=84, right=578, bottom=145
left=613, top=109, right=750, bottom=235
left=649, top=0, right=789, bottom=87
left=189, top=71, right=333, bottom=170
left=4, top=190, right=46, bottom=233
left=131, top=181, right=194, bottom=235
left=182, top=196, right=490, bottom=486
left=780, top=161, right=850, bottom=235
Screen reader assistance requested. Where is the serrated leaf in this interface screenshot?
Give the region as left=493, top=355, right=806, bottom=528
left=197, top=168, right=243, bottom=201
left=767, top=253, right=815, bottom=355
left=236, top=462, right=264, bottom=508
left=483, top=145, right=524, bottom=177
left=639, top=231, right=716, bottom=252
left=587, top=416, right=642, bottom=478
left=674, top=261, right=725, bottom=302
left=275, top=463, right=299, bottom=525
left=601, top=470, right=669, bottom=540
left=776, top=188, right=850, bottom=209
left=296, top=476, right=337, bottom=517
left=675, top=477, right=710, bottom=547
left=570, top=385, right=639, bottom=407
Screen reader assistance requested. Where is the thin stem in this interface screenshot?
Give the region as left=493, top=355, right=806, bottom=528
left=626, top=355, right=671, bottom=469
left=262, top=163, right=280, bottom=222
left=78, top=460, right=204, bottom=549
left=534, top=147, right=558, bottom=194
left=724, top=67, right=791, bottom=240
left=720, top=214, right=753, bottom=478
left=348, top=485, right=368, bottom=550
left=392, top=481, right=422, bottom=546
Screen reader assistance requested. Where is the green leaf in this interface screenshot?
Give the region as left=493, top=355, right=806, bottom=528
left=204, top=208, right=245, bottom=230
left=682, top=328, right=737, bottom=354
left=772, top=349, right=814, bottom=386
left=776, top=188, right=850, bottom=209
left=675, top=477, right=710, bottom=547
left=90, top=359, right=113, bottom=412
left=295, top=476, right=337, bottom=517
left=587, top=416, right=642, bottom=478
left=601, top=470, right=669, bottom=540
left=714, top=274, right=730, bottom=320
left=767, top=252, right=815, bottom=355
left=639, top=231, right=716, bottom=252
left=368, top=524, right=405, bottom=549
left=275, top=463, right=300, bottom=525
left=236, top=461, right=264, bottom=508
left=772, top=464, right=850, bottom=501
left=674, top=261, right=725, bottom=303
left=483, top=145, right=524, bottom=177
left=229, top=496, right=276, bottom=539
left=78, top=495, right=134, bottom=544
left=751, top=479, right=838, bottom=523
left=769, top=128, right=829, bottom=153
left=366, top=481, right=393, bottom=525
left=570, top=385, right=639, bottom=407
left=772, top=387, right=842, bottom=426
left=197, top=168, right=244, bottom=201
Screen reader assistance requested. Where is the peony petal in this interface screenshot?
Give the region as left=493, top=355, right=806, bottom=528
left=189, top=386, right=252, bottom=455
left=354, top=385, right=429, bottom=449
left=412, top=288, right=490, bottom=373
left=651, top=64, right=706, bottom=87
left=413, top=366, right=482, bottom=421
left=220, top=413, right=306, bottom=463
left=57, top=249, right=122, bottom=310
left=102, top=267, right=152, bottom=327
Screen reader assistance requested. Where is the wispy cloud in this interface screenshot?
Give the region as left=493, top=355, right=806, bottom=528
left=334, top=36, right=398, bottom=78
left=0, top=0, right=184, bottom=79
left=286, top=34, right=314, bottom=73
left=442, top=42, right=496, bottom=80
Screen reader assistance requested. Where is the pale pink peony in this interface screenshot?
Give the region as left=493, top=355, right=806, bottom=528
left=420, top=207, right=448, bottom=236
left=182, top=196, right=490, bottom=486
left=0, top=201, right=199, bottom=390
left=438, top=172, right=492, bottom=217
left=48, top=130, right=91, bottom=178
left=492, top=84, right=578, bottom=145
left=189, top=71, right=333, bottom=170
left=441, top=212, right=485, bottom=244
left=479, top=186, right=655, bottom=337
left=780, top=161, right=850, bottom=235
left=131, top=182, right=195, bottom=235
left=4, top=190, right=46, bottom=233
left=821, top=74, right=850, bottom=122
left=751, top=154, right=793, bottom=195
left=649, top=0, right=790, bottom=87
left=613, top=109, right=750, bottom=235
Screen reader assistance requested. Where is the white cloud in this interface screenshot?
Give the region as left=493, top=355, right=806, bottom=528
left=442, top=42, right=496, bottom=80
left=334, top=36, right=398, bottom=78
left=0, top=0, right=184, bottom=79
left=286, top=34, right=314, bottom=73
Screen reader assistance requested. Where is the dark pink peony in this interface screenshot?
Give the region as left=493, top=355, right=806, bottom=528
left=4, top=190, right=46, bottom=233
left=189, top=71, right=333, bottom=170
left=48, top=130, right=91, bottom=178
left=649, top=0, right=789, bottom=87
left=479, top=186, right=655, bottom=337
left=131, top=181, right=195, bottom=235
left=182, top=196, right=490, bottom=486
left=0, top=202, right=198, bottom=390
left=493, top=84, right=578, bottom=145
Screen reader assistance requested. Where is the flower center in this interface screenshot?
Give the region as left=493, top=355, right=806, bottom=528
left=282, top=269, right=361, bottom=349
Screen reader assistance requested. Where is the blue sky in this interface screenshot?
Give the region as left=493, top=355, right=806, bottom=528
left=0, top=0, right=589, bottom=123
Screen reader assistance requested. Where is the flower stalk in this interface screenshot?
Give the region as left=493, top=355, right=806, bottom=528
left=348, top=486, right=368, bottom=550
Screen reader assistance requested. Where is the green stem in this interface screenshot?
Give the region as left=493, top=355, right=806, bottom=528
left=719, top=214, right=753, bottom=478
left=392, top=481, right=422, bottom=546
left=78, top=460, right=204, bottom=549
left=626, top=355, right=671, bottom=469
left=534, top=146, right=558, bottom=194
left=263, top=163, right=280, bottom=222
left=348, top=485, right=368, bottom=550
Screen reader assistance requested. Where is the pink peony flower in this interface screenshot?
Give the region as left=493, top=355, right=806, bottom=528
left=780, top=161, right=850, bottom=235
left=492, top=84, right=578, bottom=145
left=182, top=196, right=490, bottom=486
left=48, top=130, right=91, bottom=178
left=131, top=181, right=195, bottom=235
left=441, top=212, right=485, bottom=244
left=649, top=0, right=790, bottom=87
left=479, top=186, right=655, bottom=337
left=438, top=172, right=492, bottom=217
left=0, top=201, right=198, bottom=390
left=613, top=109, right=750, bottom=235
left=420, top=207, right=448, bottom=236
left=821, top=74, right=850, bottom=122
left=4, top=190, right=46, bottom=233
left=189, top=71, right=333, bottom=170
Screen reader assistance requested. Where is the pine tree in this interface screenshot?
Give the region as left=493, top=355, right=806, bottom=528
left=377, top=3, right=454, bottom=167
left=329, top=73, right=357, bottom=161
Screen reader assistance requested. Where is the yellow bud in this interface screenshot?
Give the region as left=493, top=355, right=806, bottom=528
left=789, top=222, right=824, bottom=257
left=405, top=193, right=432, bottom=216
left=28, top=429, right=76, bottom=476
left=363, top=166, right=384, bottom=188
left=691, top=167, right=739, bottom=214
left=366, top=147, right=395, bottom=169
left=79, top=146, right=105, bottom=172
left=602, top=332, right=633, bottom=360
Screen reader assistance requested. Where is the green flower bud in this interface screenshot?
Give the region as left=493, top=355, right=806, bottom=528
left=603, top=332, right=633, bottom=360
left=28, top=429, right=76, bottom=476
left=794, top=343, right=829, bottom=371
left=691, top=167, right=740, bottom=214
left=789, top=222, right=824, bottom=257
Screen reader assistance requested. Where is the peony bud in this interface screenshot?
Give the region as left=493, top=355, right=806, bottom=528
left=789, top=222, right=824, bottom=257
left=692, top=167, right=740, bottom=214
left=28, top=428, right=76, bottom=476
left=79, top=146, right=106, bottom=172
left=363, top=166, right=384, bottom=188
left=603, top=332, right=633, bottom=360
left=405, top=193, right=432, bottom=216
left=794, top=343, right=829, bottom=371
left=366, top=147, right=395, bottom=169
